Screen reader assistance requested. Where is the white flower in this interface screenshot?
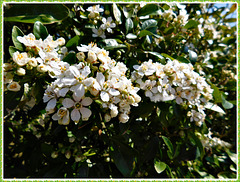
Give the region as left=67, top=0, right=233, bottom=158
left=16, top=68, right=26, bottom=76
left=87, top=50, right=98, bottom=63
left=17, top=33, right=36, bottom=47
left=13, top=51, right=28, bottom=66
left=52, top=107, right=70, bottom=125
left=77, top=43, right=101, bottom=53
left=62, top=96, right=93, bottom=123
left=119, top=113, right=129, bottom=123
left=37, top=64, right=48, bottom=72
left=56, top=37, right=66, bottom=46
left=92, top=28, right=106, bottom=39
left=86, top=5, right=104, bottom=14
left=27, top=57, right=38, bottom=67
left=7, top=81, right=21, bottom=92
left=100, top=17, right=116, bottom=33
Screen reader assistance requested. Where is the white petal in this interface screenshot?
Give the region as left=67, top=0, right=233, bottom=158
left=71, top=109, right=81, bottom=122
left=61, top=113, right=70, bottom=125
left=72, top=84, right=85, bottom=101
left=96, top=72, right=105, bottom=86
left=81, top=97, right=93, bottom=106
left=59, top=88, right=69, bottom=97
left=69, top=66, right=80, bottom=78
left=81, top=66, right=91, bottom=78
left=61, top=78, right=77, bottom=86
left=80, top=107, right=92, bottom=119
left=46, top=98, right=57, bottom=111
left=145, top=90, right=153, bottom=97
left=100, top=91, right=109, bottom=102
left=109, top=88, right=120, bottom=96
left=62, top=98, right=74, bottom=108
left=52, top=113, right=60, bottom=121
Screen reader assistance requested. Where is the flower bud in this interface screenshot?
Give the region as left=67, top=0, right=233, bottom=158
left=104, top=113, right=111, bottom=122
left=7, top=81, right=21, bottom=92
left=87, top=50, right=97, bottom=64
left=51, top=151, right=58, bottom=158
left=110, top=107, right=118, bottom=118
left=65, top=150, right=71, bottom=159
left=3, top=63, right=13, bottom=71
left=56, top=37, right=66, bottom=46
left=69, top=137, right=75, bottom=143
left=16, top=68, right=26, bottom=76
left=28, top=58, right=38, bottom=67
left=37, top=64, right=48, bottom=72
left=76, top=52, right=86, bottom=61
left=119, top=113, right=129, bottom=123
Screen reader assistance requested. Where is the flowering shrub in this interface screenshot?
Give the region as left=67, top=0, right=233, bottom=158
left=4, top=3, right=236, bottom=178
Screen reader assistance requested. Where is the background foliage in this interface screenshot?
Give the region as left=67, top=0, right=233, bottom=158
left=3, top=3, right=237, bottom=178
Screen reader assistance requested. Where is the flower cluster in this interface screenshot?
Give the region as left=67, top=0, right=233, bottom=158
left=86, top=5, right=116, bottom=39
left=43, top=43, right=141, bottom=125
left=4, top=33, right=66, bottom=92
left=131, top=59, right=213, bottom=126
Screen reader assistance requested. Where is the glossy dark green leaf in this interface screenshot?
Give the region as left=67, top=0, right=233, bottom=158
left=144, top=51, right=164, bottom=60
left=177, top=56, right=190, bottom=63
left=111, top=137, right=136, bottom=177
left=32, top=80, right=45, bottom=104
left=184, top=20, right=199, bottom=29
left=5, top=4, right=69, bottom=24
left=12, top=26, right=24, bottom=51
left=154, top=159, right=166, bottom=174
left=139, top=30, right=160, bottom=38
left=9, top=46, right=19, bottom=57
left=4, top=85, right=24, bottom=113
left=137, top=4, right=160, bottom=16
left=62, top=52, right=76, bottom=64
left=222, top=95, right=234, bottom=109
left=222, top=37, right=236, bottom=45
left=162, top=136, right=174, bottom=155
left=142, top=136, right=159, bottom=162
left=33, top=21, right=49, bottom=40
left=125, top=18, right=134, bottom=34
left=141, top=19, right=157, bottom=30
left=161, top=53, right=174, bottom=60
left=66, top=35, right=81, bottom=50
left=189, top=132, right=205, bottom=159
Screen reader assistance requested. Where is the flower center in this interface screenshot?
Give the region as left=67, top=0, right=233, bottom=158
left=75, top=103, right=82, bottom=109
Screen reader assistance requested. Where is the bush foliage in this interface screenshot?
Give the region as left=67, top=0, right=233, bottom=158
left=3, top=3, right=237, bottom=178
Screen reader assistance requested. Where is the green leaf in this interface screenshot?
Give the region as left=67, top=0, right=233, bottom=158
left=33, top=21, right=48, bottom=40
left=222, top=37, right=236, bottom=45
left=162, top=136, right=174, bottom=155
left=4, top=85, right=24, bottom=113
left=212, top=85, right=222, bottom=103
left=113, top=4, right=122, bottom=24
left=177, top=56, right=190, bottom=63
left=62, top=52, right=76, bottom=64
left=142, top=136, right=159, bottom=162
left=125, top=18, right=133, bottom=34
left=223, top=18, right=236, bottom=23
left=126, top=33, right=137, bottom=39
left=141, top=19, right=157, bottom=30
left=32, top=80, right=45, bottom=104
left=184, top=20, right=199, bottom=29
left=123, top=6, right=134, bottom=18
left=226, top=149, right=237, bottom=164
left=154, top=159, right=166, bottom=174
left=66, top=36, right=81, bottom=50
left=111, top=137, right=136, bottom=177
left=12, top=26, right=24, bottom=51
left=137, top=4, right=160, bottom=17
left=4, top=4, right=69, bottom=24
left=139, top=30, right=160, bottom=38
left=221, top=95, right=233, bottom=109
left=9, top=46, right=19, bottom=57
left=189, top=132, right=205, bottom=159
left=144, top=51, right=164, bottom=60
left=205, top=102, right=226, bottom=114
left=161, top=53, right=174, bottom=60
